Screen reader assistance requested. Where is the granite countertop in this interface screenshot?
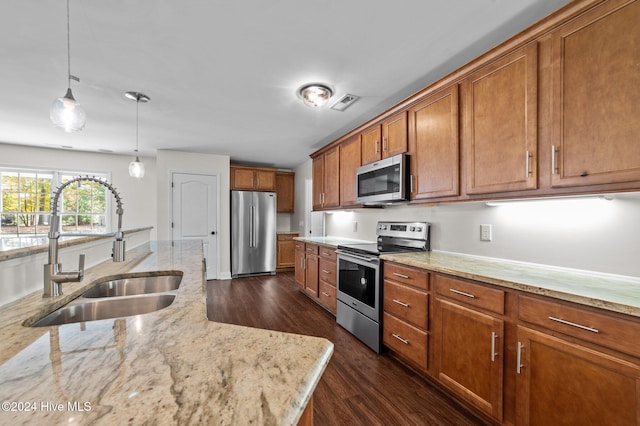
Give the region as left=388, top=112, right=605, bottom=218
left=0, top=240, right=333, bottom=425
left=0, top=226, right=154, bottom=262
left=381, top=250, right=640, bottom=318
left=293, top=236, right=374, bottom=248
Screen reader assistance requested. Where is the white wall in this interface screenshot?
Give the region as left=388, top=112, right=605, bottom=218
left=297, top=159, right=640, bottom=278
left=0, top=143, right=157, bottom=239
left=155, top=150, right=230, bottom=277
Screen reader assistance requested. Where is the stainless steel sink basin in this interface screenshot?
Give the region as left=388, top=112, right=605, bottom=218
left=81, top=273, right=182, bottom=298
left=31, top=293, right=176, bottom=327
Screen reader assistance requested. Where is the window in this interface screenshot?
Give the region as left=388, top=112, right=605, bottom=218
left=0, top=169, right=110, bottom=236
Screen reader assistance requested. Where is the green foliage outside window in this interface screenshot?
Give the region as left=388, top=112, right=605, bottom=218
left=1, top=171, right=108, bottom=235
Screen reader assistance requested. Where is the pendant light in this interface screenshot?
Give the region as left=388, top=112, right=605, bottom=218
left=50, top=0, right=86, bottom=132
left=125, top=91, right=150, bottom=179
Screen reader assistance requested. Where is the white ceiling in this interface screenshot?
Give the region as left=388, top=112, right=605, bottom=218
left=1, top=0, right=571, bottom=169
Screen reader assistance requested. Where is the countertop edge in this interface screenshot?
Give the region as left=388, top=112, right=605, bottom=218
left=0, top=226, right=154, bottom=262
left=380, top=250, right=640, bottom=318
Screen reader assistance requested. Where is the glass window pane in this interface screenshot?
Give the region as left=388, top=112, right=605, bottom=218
left=35, top=214, right=50, bottom=234
left=2, top=192, right=19, bottom=212
left=1, top=214, right=17, bottom=235
left=2, top=173, right=19, bottom=192
left=61, top=214, right=77, bottom=232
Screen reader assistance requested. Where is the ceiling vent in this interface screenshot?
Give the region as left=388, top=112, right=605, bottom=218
left=330, top=94, right=359, bottom=112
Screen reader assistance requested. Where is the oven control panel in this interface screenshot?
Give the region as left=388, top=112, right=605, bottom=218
left=377, top=221, right=430, bottom=240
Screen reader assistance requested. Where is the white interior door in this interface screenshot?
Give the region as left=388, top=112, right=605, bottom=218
left=171, top=173, right=218, bottom=280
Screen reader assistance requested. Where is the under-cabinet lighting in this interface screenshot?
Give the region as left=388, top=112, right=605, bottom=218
left=485, top=195, right=613, bottom=207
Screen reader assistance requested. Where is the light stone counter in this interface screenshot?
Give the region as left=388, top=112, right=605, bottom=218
left=381, top=250, right=640, bottom=318
left=0, top=240, right=333, bottom=425
left=293, top=236, right=373, bottom=248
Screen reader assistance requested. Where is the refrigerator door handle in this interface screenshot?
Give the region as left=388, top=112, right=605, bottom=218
left=250, top=205, right=255, bottom=248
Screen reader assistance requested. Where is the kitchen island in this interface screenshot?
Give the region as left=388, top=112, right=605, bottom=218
left=0, top=240, right=333, bottom=425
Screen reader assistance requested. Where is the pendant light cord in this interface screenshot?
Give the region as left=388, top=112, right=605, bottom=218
left=66, top=0, right=71, bottom=88
left=135, top=98, right=140, bottom=154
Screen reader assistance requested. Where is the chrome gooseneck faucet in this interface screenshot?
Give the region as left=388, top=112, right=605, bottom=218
left=44, top=176, right=125, bottom=298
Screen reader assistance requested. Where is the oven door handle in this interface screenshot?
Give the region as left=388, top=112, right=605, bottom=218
left=336, top=249, right=379, bottom=263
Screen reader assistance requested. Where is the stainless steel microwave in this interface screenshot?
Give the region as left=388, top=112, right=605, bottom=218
left=356, top=153, right=409, bottom=204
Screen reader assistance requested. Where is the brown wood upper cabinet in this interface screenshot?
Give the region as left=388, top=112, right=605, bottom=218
left=408, top=85, right=460, bottom=200
left=275, top=171, right=294, bottom=212
left=339, top=135, right=362, bottom=207
left=549, top=0, right=640, bottom=188
left=463, top=43, right=538, bottom=195
left=312, top=147, right=340, bottom=210
left=230, top=165, right=276, bottom=191
left=361, top=112, right=408, bottom=165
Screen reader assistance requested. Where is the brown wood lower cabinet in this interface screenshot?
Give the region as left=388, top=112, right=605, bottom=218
left=380, top=261, right=640, bottom=425
left=294, top=242, right=337, bottom=315
left=277, top=233, right=298, bottom=270
left=515, top=326, right=640, bottom=425
left=382, top=262, right=430, bottom=373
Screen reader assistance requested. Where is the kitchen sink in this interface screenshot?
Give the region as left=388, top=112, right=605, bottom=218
left=31, top=293, right=176, bottom=327
left=81, top=273, right=183, bottom=298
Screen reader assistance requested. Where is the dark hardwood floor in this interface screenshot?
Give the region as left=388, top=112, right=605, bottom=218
left=206, top=272, right=487, bottom=426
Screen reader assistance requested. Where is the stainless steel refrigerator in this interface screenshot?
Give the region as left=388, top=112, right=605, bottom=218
left=231, top=190, right=277, bottom=277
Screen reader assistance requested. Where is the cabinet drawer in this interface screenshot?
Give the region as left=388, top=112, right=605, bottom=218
left=277, top=233, right=295, bottom=241
left=319, top=281, right=336, bottom=312
left=384, top=281, right=428, bottom=329
left=319, top=259, right=336, bottom=286
left=383, top=262, right=429, bottom=290
left=305, top=244, right=319, bottom=255
left=383, top=312, right=428, bottom=370
left=519, top=295, right=640, bottom=358
left=434, top=274, right=504, bottom=315
left=295, top=242, right=305, bottom=251
left=319, top=246, right=337, bottom=261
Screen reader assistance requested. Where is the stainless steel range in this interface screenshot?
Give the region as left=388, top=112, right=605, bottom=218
left=335, top=221, right=430, bottom=353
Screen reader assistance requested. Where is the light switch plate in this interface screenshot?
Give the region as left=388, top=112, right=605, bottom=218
left=480, top=224, right=492, bottom=241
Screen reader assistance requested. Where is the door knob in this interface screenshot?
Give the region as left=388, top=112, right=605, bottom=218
left=211, top=231, right=216, bottom=235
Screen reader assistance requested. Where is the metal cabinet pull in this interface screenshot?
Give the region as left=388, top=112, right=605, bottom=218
left=516, top=341, right=524, bottom=374
left=551, top=145, right=558, bottom=175
left=375, top=140, right=380, bottom=153
left=321, top=291, right=330, bottom=297
left=393, top=272, right=410, bottom=279
left=322, top=269, right=330, bottom=274
left=449, top=288, right=476, bottom=299
left=392, top=299, right=409, bottom=308
left=410, top=175, right=414, bottom=194
left=382, top=137, right=387, bottom=152
left=525, top=150, right=532, bottom=177
left=392, top=334, right=409, bottom=345
left=322, top=252, right=332, bottom=257
left=491, top=332, right=498, bottom=362
left=548, top=316, right=599, bottom=334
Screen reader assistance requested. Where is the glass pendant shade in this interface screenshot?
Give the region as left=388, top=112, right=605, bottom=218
left=129, top=156, right=145, bottom=178
left=50, top=87, right=86, bottom=132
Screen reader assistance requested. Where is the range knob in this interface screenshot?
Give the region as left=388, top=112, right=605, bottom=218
left=415, top=226, right=422, bottom=232
left=379, top=225, right=387, bottom=230
left=409, top=226, right=415, bottom=231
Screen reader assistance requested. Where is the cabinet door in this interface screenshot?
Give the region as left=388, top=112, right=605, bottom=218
left=361, top=125, right=382, bottom=165
left=294, top=245, right=305, bottom=289
left=276, top=235, right=296, bottom=268
left=435, top=298, right=504, bottom=421
left=312, top=156, right=324, bottom=210
left=255, top=170, right=276, bottom=191
left=323, top=147, right=340, bottom=208
left=408, top=85, right=460, bottom=200
left=550, top=0, right=640, bottom=187
left=463, top=43, right=538, bottom=195
left=381, top=111, right=408, bottom=159
left=305, top=253, right=319, bottom=297
left=516, top=326, right=640, bottom=425
left=231, top=167, right=255, bottom=190
left=339, top=135, right=361, bottom=207
left=276, top=172, right=294, bottom=212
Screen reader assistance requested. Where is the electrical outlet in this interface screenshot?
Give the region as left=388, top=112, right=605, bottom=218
left=353, top=221, right=358, bottom=232
left=480, top=224, right=492, bottom=241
